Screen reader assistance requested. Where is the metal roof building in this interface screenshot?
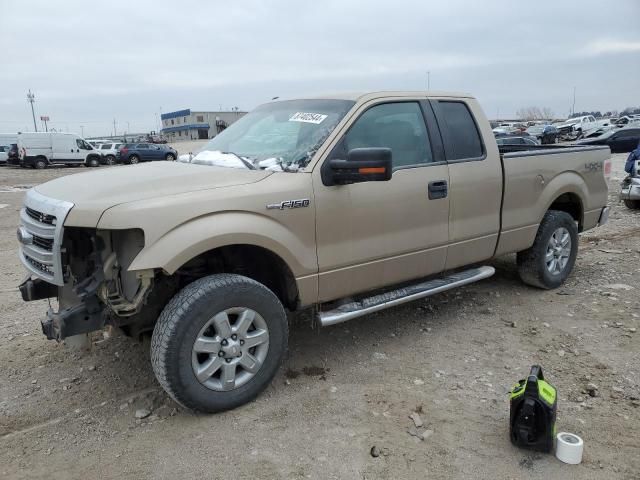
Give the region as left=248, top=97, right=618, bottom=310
left=160, top=108, right=246, bottom=141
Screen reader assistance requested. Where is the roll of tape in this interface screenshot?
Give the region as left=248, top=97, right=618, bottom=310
left=555, top=432, right=584, bottom=464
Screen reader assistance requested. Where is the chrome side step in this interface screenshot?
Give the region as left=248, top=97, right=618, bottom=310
left=317, top=266, right=495, bottom=327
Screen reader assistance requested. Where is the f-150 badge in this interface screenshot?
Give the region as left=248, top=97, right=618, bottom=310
left=266, top=199, right=310, bottom=210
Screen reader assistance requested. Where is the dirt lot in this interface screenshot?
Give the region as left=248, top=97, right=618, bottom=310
left=0, top=153, right=638, bottom=479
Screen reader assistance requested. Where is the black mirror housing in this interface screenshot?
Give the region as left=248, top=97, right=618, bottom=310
left=323, top=147, right=392, bottom=186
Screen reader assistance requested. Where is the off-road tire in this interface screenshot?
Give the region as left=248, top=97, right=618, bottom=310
left=34, top=157, right=47, bottom=169
left=624, top=199, right=640, bottom=209
left=517, top=210, right=578, bottom=289
left=151, top=274, right=288, bottom=413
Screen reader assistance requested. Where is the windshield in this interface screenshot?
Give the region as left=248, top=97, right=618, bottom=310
left=185, top=99, right=354, bottom=171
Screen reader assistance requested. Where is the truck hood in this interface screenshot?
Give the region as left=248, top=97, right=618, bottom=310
left=35, top=162, right=272, bottom=226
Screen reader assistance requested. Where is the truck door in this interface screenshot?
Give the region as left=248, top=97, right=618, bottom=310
left=430, top=99, right=502, bottom=269
left=313, top=100, right=450, bottom=302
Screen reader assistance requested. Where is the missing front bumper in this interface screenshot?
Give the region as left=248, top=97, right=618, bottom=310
left=40, top=300, right=106, bottom=341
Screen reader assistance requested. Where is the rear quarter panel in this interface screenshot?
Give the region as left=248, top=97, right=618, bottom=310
left=496, top=146, right=609, bottom=256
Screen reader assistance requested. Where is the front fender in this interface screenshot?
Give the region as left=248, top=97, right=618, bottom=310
left=127, top=211, right=316, bottom=277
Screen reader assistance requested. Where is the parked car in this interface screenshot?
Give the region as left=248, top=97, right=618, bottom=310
left=117, top=143, right=177, bottom=164
left=576, top=127, right=640, bottom=153
left=97, top=142, right=124, bottom=165
left=0, top=145, right=9, bottom=164
left=16, top=91, right=610, bottom=413
left=18, top=132, right=102, bottom=168
left=496, top=136, right=540, bottom=146
left=525, top=125, right=558, bottom=144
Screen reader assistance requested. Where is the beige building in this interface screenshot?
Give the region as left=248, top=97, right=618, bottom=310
left=160, top=108, right=246, bottom=141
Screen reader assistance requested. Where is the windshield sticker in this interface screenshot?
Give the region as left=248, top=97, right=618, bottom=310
left=289, top=112, right=328, bottom=124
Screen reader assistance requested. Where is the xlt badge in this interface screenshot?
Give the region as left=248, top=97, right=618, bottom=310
left=266, top=199, right=310, bottom=210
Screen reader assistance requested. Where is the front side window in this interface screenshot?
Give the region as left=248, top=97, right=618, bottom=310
left=136, top=144, right=149, bottom=149
left=436, top=101, right=484, bottom=160
left=341, top=102, right=433, bottom=168
left=76, top=139, right=92, bottom=150
left=100, top=144, right=111, bottom=149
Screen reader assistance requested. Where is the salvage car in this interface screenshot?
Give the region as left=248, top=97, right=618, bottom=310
left=525, top=125, right=558, bottom=144
left=620, top=156, right=640, bottom=209
left=577, top=127, right=640, bottom=153
left=555, top=115, right=599, bottom=139
left=16, top=91, right=610, bottom=412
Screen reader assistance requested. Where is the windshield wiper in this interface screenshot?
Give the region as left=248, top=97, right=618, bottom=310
left=223, top=151, right=255, bottom=170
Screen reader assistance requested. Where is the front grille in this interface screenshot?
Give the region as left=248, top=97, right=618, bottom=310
left=32, top=235, right=54, bottom=251
left=24, top=254, right=54, bottom=276
left=26, top=207, right=56, bottom=225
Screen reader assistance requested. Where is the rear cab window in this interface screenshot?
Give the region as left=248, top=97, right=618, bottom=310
left=432, top=100, right=485, bottom=161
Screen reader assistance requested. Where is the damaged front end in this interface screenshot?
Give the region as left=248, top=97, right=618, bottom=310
left=18, top=189, right=153, bottom=341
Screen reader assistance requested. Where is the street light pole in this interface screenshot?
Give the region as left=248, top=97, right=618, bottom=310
left=27, top=89, right=37, bottom=132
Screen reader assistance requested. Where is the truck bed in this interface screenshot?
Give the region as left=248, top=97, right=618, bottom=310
left=495, top=144, right=610, bottom=256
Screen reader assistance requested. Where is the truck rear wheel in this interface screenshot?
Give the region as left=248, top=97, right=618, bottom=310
left=151, top=274, right=288, bottom=413
left=34, top=157, right=47, bottom=169
left=517, top=210, right=578, bottom=289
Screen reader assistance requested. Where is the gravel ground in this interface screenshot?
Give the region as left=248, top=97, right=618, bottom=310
left=0, top=152, right=638, bottom=479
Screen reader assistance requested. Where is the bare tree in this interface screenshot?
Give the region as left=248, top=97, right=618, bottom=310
left=516, top=106, right=555, bottom=121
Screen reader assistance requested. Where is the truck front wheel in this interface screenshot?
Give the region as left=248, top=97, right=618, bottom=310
left=151, top=274, right=288, bottom=413
left=517, top=210, right=578, bottom=289
left=624, top=199, right=640, bottom=209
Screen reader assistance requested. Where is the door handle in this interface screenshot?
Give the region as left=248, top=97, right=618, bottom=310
left=428, top=180, right=448, bottom=200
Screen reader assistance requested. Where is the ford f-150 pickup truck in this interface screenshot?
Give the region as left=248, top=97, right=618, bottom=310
left=17, top=91, right=611, bottom=412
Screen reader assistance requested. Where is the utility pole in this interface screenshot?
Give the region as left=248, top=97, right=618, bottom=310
left=27, top=89, right=37, bottom=131
left=113, top=118, right=117, bottom=137
left=571, top=86, right=576, bottom=117
left=427, top=71, right=430, bottom=91
left=80, top=125, right=84, bottom=137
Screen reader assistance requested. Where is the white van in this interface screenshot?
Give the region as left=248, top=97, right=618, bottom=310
left=18, top=132, right=102, bottom=169
left=0, top=133, right=18, bottom=145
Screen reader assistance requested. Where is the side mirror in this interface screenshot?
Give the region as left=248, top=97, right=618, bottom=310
left=323, top=147, right=392, bottom=186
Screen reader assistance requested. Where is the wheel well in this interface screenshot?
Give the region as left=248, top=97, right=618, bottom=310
left=174, top=244, right=299, bottom=310
left=549, top=193, right=583, bottom=231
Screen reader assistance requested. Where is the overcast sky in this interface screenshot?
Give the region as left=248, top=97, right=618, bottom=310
left=1, top=0, right=639, bottom=137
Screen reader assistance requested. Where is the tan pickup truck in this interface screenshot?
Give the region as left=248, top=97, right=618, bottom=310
left=17, top=91, right=611, bottom=412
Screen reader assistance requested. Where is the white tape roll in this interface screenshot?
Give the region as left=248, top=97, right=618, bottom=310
left=555, top=432, right=584, bottom=464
